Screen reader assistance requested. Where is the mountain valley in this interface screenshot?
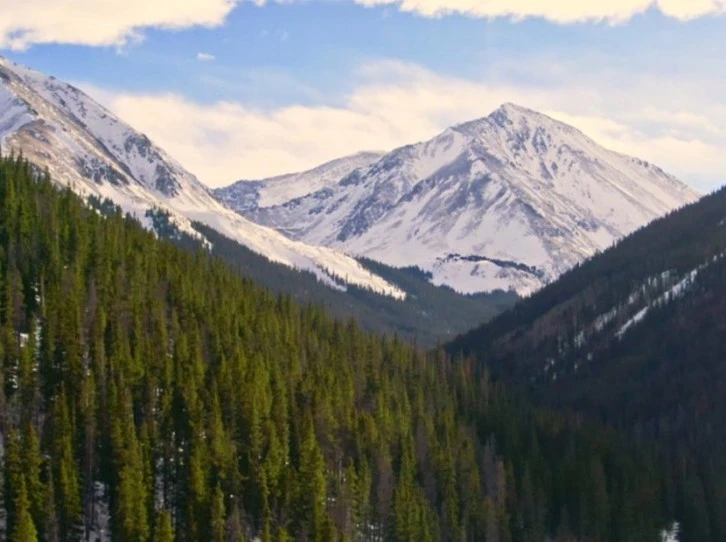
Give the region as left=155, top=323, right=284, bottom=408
left=0, top=56, right=719, bottom=542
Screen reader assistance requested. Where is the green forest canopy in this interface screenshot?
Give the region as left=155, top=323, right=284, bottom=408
left=0, top=155, right=679, bottom=541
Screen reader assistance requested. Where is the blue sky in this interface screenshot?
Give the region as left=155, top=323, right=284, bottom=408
left=2, top=1, right=726, bottom=189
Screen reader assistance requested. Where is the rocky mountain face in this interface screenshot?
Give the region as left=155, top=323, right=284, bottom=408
left=0, top=57, right=404, bottom=299
left=218, top=104, right=699, bottom=295
left=215, top=151, right=384, bottom=213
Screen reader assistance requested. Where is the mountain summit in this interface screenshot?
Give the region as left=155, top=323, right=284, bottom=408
left=217, top=102, right=699, bottom=294
left=0, top=57, right=404, bottom=298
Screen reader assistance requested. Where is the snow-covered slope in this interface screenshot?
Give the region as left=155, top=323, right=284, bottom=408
left=215, top=151, right=384, bottom=212
left=0, top=57, right=404, bottom=299
left=222, top=104, right=699, bottom=295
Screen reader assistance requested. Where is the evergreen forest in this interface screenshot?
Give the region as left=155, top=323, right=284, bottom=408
left=451, top=185, right=726, bottom=542
left=0, top=155, right=684, bottom=540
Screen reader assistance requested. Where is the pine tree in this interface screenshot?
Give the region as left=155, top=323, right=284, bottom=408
left=42, top=470, right=60, bottom=542
left=22, top=424, right=45, bottom=538
left=4, top=429, right=24, bottom=535
left=211, top=484, right=227, bottom=542
left=117, top=461, right=150, bottom=541
left=50, top=393, right=83, bottom=540
left=10, top=479, right=38, bottom=542
left=297, top=422, right=328, bottom=541
left=153, top=510, right=174, bottom=542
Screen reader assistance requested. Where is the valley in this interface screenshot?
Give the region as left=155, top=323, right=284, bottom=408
left=0, top=52, right=721, bottom=542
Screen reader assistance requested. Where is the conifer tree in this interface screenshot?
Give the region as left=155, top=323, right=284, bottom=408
left=10, top=479, right=38, bottom=542
left=297, top=422, right=328, bottom=541
left=153, top=510, right=174, bottom=542
left=211, top=484, right=227, bottom=542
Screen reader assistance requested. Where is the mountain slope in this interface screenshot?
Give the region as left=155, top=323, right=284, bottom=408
left=215, top=151, right=384, bottom=212
left=221, top=104, right=698, bottom=295
left=448, top=185, right=726, bottom=541
left=448, top=185, right=726, bottom=391
left=0, top=57, right=403, bottom=299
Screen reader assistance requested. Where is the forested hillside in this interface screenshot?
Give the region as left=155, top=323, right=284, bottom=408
left=181, top=223, right=517, bottom=347
left=0, top=154, right=678, bottom=541
left=450, top=186, right=726, bottom=541
left=0, top=55, right=517, bottom=348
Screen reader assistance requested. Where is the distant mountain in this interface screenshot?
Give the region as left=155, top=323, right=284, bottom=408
left=0, top=57, right=403, bottom=299
left=219, top=104, right=699, bottom=295
left=449, top=185, right=726, bottom=541
left=215, top=151, right=384, bottom=213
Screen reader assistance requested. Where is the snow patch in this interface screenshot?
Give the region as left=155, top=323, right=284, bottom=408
left=617, top=252, right=725, bottom=338
left=661, top=522, right=680, bottom=542
left=84, top=482, right=111, bottom=542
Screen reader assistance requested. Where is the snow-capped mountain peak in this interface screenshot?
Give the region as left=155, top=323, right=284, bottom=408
left=218, top=103, right=700, bottom=295
left=0, top=57, right=405, bottom=299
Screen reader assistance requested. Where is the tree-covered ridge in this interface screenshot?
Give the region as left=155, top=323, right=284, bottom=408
left=0, top=154, right=671, bottom=540
left=449, top=185, right=726, bottom=541
left=173, top=221, right=517, bottom=348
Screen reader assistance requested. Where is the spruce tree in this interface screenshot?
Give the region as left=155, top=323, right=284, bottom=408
left=153, top=510, right=174, bottom=542
left=10, top=479, right=38, bottom=542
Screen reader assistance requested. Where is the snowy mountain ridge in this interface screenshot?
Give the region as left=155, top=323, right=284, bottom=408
left=215, top=151, right=384, bottom=213
left=0, top=57, right=405, bottom=299
left=218, top=103, right=699, bottom=294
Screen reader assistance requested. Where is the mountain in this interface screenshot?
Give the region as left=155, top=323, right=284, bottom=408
left=215, top=151, right=384, bottom=213
left=219, top=104, right=699, bottom=295
left=0, top=153, right=682, bottom=541
left=0, top=57, right=522, bottom=343
left=448, top=184, right=726, bottom=541
left=0, top=57, right=403, bottom=299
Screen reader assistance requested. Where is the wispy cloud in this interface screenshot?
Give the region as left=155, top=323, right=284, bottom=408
left=79, top=59, right=726, bottom=190
left=196, top=52, right=216, bottom=62
left=354, top=0, right=726, bottom=24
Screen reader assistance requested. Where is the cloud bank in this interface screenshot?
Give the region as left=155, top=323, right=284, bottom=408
left=355, top=0, right=726, bottom=23
left=0, top=0, right=241, bottom=50
left=80, top=60, right=726, bottom=190
left=1, top=0, right=724, bottom=51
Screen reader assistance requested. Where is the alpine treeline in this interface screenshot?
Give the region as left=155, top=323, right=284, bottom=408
left=0, top=154, right=672, bottom=541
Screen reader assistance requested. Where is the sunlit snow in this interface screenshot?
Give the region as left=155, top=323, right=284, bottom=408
left=0, top=57, right=405, bottom=300
left=221, top=103, right=699, bottom=295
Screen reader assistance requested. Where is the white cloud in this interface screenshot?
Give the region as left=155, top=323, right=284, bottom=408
left=196, top=52, right=216, bottom=62
left=0, top=0, right=722, bottom=52
left=80, top=60, right=726, bottom=190
left=1, top=0, right=723, bottom=51
left=0, top=0, right=241, bottom=50
left=544, top=112, right=725, bottom=188
left=355, top=0, right=726, bottom=23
